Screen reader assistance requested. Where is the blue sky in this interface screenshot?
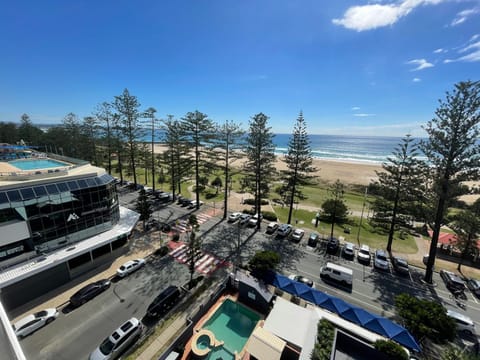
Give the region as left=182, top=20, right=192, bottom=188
left=0, top=1, right=479, bottom=136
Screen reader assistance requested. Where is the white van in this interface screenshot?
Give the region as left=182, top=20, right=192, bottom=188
left=320, top=262, right=353, bottom=286
left=447, top=310, right=475, bottom=335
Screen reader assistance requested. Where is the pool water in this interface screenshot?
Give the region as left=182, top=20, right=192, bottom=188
left=9, top=159, right=68, bottom=170
left=203, top=299, right=260, bottom=355
left=197, top=334, right=210, bottom=350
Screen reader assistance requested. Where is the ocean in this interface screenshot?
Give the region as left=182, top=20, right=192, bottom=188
left=142, top=131, right=424, bottom=165
left=273, top=134, right=425, bottom=164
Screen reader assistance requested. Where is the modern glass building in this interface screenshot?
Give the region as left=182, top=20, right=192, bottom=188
left=0, top=173, right=120, bottom=264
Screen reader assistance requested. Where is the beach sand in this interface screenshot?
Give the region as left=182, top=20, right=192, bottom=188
left=152, top=144, right=479, bottom=202
left=153, top=143, right=380, bottom=186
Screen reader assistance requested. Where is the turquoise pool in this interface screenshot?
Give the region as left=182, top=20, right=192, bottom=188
left=9, top=159, right=68, bottom=170
left=203, top=299, right=260, bottom=357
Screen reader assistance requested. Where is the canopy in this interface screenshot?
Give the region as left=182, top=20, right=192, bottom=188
left=267, top=273, right=421, bottom=352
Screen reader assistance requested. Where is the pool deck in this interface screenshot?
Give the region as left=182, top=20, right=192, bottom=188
left=180, top=294, right=263, bottom=360
left=0, top=162, right=19, bottom=173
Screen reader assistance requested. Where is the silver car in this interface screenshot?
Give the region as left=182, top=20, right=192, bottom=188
left=116, top=258, right=146, bottom=278
left=13, top=308, right=58, bottom=338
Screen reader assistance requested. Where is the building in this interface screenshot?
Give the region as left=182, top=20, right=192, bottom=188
left=0, top=150, right=139, bottom=310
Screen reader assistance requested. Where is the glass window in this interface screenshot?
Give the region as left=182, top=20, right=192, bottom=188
left=46, top=184, right=59, bottom=194
left=0, top=192, right=7, bottom=204
left=33, top=186, right=47, bottom=197
left=20, top=188, right=35, bottom=200
left=6, top=190, right=21, bottom=202
left=67, top=181, right=79, bottom=190
left=86, top=178, right=97, bottom=187
left=57, top=182, right=68, bottom=192
left=94, top=177, right=103, bottom=185
left=77, top=179, right=88, bottom=189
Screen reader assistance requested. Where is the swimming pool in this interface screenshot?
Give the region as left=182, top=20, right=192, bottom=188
left=202, top=299, right=260, bottom=356
left=9, top=159, right=68, bottom=170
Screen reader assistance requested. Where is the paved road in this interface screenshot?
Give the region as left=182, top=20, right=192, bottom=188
left=18, top=193, right=480, bottom=358
left=20, top=257, right=189, bottom=360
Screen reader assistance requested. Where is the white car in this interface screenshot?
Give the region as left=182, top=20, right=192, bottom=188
left=89, top=317, right=143, bottom=360
left=342, top=242, right=355, bottom=259
left=291, top=229, right=305, bottom=242
left=374, top=249, right=389, bottom=271
left=228, top=212, right=242, bottom=223
left=357, top=244, right=371, bottom=264
left=117, top=259, right=146, bottom=278
left=447, top=310, right=475, bottom=335
left=13, top=308, right=58, bottom=338
left=248, top=213, right=262, bottom=227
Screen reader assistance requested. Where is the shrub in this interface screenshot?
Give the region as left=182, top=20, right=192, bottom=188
left=172, top=231, right=180, bottom=242
left=312, top=319, right=335, bottom=360
left=249, top=250, right=280, bottom=277
left=154, top=246, right=169, bottom=257
left=262, top=211, right=277, bottom=221
left=243, top=198, right=269, bottom=206
left=205, top=192, right=216, bottom=199
left=374, top=340, right=409, bottom=360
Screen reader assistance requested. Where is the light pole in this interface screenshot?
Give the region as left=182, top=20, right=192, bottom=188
left=356, top=187, right=368, bottom=246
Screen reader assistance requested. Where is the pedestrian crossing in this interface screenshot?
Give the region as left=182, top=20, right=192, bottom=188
left=168, top=243, right=224, bottom=275
left=170, top=212, right=212, bottom=234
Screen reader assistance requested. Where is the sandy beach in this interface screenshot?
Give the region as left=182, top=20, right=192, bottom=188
left=153, top=144, right=380, bottom=186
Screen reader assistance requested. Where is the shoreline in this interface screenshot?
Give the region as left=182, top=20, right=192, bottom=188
left=152, top=143, right=380, bottom=186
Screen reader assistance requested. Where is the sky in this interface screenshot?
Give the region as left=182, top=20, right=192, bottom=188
left=0, top=0, right=479, bottom=137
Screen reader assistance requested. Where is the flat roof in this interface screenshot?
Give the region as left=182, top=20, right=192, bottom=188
left=263, top=297, right=318, bottom=360
left=0, top=163, right=106, bottom=188
left=0, top=206, right=139, bottom=288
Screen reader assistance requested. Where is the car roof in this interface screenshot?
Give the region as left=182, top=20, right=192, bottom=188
left=345, top=242, right=354, bottom=248
left=447, top=310, right=474, bottom=325
left=395, top=257, right=408, bottom=265
left=14, top=314, right=36, bottom=329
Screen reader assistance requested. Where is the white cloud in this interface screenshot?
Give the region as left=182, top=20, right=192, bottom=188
left=433, top=48, right=446, bottom=54
left=352, top=106, right=361, bottom=111
left=332, top=0, right=446, bottom=31
left=450, top=8, right=480, bottom=26
left=444, top=37, right=480, bottom=63
left=413, top=77, right=421, bottom=82
left=353, top=113, right=376, bottom=117
left=406, top=58, right=434, bottom=71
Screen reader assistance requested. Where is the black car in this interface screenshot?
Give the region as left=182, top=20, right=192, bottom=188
left=147, top=286, right=181, bottom=318
left=307, top=233, right=319, bottom=247
left=326, top=237, right=339, bottom=254
left=440, top=269, right=465, bottom=292
left=392, top=257, right=410, bottom=276
left=70, top=279, right=111, bottom=307
left=466, top=279, right=480, bottom=297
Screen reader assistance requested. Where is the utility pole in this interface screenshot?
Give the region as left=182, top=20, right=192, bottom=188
left=356, top=187, right=368, bottom=246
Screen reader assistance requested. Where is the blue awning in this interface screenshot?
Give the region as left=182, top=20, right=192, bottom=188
left=267, top=272, right=421, bottom=352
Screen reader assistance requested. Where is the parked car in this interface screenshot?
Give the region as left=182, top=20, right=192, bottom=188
left=392, top=257, right=410, bottom=276
left=146, top=286, right=182, bottom=318
left=447, top=310, right=475, bottom=335
left=228, top=212, right=242, bottom=223
left=157, top=192, right=172, bottom=202
left=374, top=249, right=389, bottom=271
left=117, top=259, right=146, bottom=278
left=326, top=237, right=339, bottom=254
left=89, top=317, right=143, bottom=360
left=440, top=269, right=465, bottom=292
left=248, top=213, right=262, bottom=227
left=187, top=200, right=203, bottom=209
left=291, top=229, right=305, bottom=243
left=13, top=308, right=58, bottom=338
left=342, top=242, right=355, bottom=259
left=357, top=244, right=371, bottom=264
left=239, top=214, right=252, bottom=225
left=288, top=274, right=314, bottom=287
left=277, top=224, right=293, bottom=238
left=307, top=233, right=319, bottom=247
left=467, top=279, right=480, bottom=297
left=266, top=222, right=279, bottom=234
left=179, top=198, right=191, bottom=207
left=70, top=279, right=111, bottom=307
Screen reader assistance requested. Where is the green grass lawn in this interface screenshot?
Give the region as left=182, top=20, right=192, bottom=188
left=273, top=205, right=418, bottom=254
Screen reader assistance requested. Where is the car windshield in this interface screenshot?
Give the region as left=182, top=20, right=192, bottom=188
left=99, top=338, right=115, bottom=355
left=360, top=249, right=369, bottom=255
left=377, top=253, right=387, bottom=261
left=397, top=259, right=408, bottom=267
left=34, top=310, right=48, bottom=318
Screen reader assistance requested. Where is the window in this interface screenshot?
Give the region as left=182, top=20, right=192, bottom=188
left=0, top=192, right=7, bottom=204
left=67, top=181, right=79, bottom=190
left=46, top=184, right=59, bottom=194
left=20, top=188, right=35, bottom=200
left=120, top=321, right=133, bottom=332
left=57, top=182, right=69, bottom=192
left=33, top=186, right=47, bottom=197
left=6, top=190, right=21, bottom=202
